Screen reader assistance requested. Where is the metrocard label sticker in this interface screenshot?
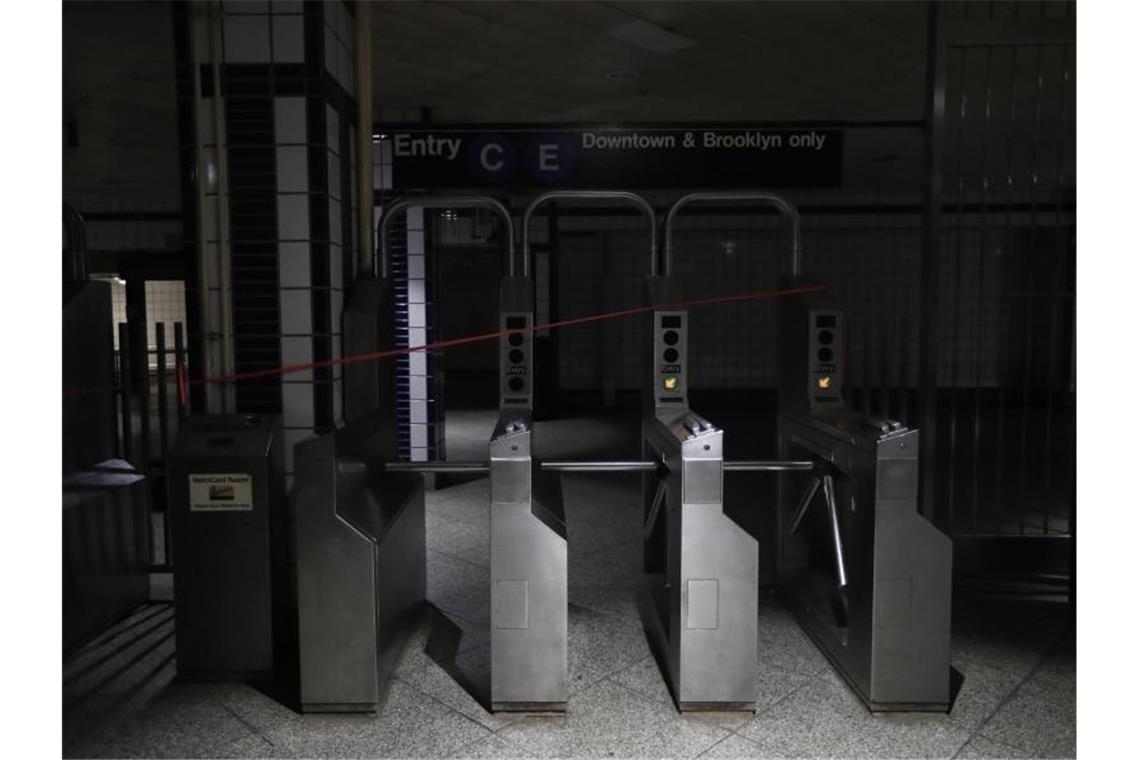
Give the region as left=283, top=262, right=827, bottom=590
left=189, top=473, right=253, bottom=512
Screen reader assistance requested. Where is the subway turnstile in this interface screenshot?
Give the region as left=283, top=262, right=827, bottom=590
left=293, top=274, right=426, bottom=712
left=491, top=276, right=568, bottom=711
left=640, top=279, right=759, bottom=711
left=776, top=285, right=953, bottom=712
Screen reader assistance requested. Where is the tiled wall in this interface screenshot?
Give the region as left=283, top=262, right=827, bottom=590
left=175, top=0, right=359, bottom=479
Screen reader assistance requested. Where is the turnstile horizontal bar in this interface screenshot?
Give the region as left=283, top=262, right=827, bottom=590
left=386, top=459, right=815, bottom=474
left=542, top=461, right=660, bottom=472
left=541, top=460, right=815, bottom=472
left=725, top=460, right=815, bottom=472
left=385, top=461, right=490, bottom=474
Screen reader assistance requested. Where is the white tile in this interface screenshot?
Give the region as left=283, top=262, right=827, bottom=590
left=277, top=194, right=310, bottom=240
left=330, top=286, right=344, bottom=327
left=408, top=326, right=426, bottom=347
left=280, top=289, right=312, bottom=335
left=272, top=15, right=303, bottom=62
left=326, top=105, right=340, bottom=153
left=274, top=97, right=306, bottom=144
left=409, top=375, right=428, bottom=401
left=410, top=423, right=428, bottom=449
left=328, top=151, right=342, bottom=198
left=407, top=301, right=426, bottom=328
left=410, top=447, right=429, bottom=463
left=323, top=23, right=338, bottom=77
left=408, top=351, right=427, bottom=377
left=224, top=14, right=271, bottom=62
left=281, top=382, right=315, bottom=429
left=278, top=242, right=310, bottom=288
left=330, top=247, right=343, bottom=291
left=280, top=336, right=314, bottom=381
left=276, top=146, right=309, bottom=193
left=407, top=253, right=425, bottom=279
left=410, top=403, right=427, bottom=425
left=407, top=280, right=426, bottom=306
left=273, top=0, right=303, bottom=13
left=329, top=199, right=342, bottom=243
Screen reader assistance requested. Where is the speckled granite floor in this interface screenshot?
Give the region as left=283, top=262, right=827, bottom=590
left=63, top=414, right=1075, bottom=759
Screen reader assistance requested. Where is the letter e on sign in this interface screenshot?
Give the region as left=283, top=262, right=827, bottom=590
left=526, top=133, right=574, bottom=184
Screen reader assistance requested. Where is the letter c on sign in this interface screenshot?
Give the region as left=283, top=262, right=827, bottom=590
left=481, top=143, right=505, bottom=172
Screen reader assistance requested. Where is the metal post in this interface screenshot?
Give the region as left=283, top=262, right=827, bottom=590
left=118, top=322, right=134, bottom=465
left=156, top=323, right=169, bottom=455
left=174, top=322, right=188, bottom=420
left=132, top=318, right=152, bottom=473
left=822, top=474, right=848, bottom=589
left=918, top=1, right=946, bottom=522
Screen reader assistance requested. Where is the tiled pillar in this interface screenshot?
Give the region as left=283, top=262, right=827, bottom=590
left=373, top=140, right=444, bottom=463
left=174, top=0, right=360, bottom=479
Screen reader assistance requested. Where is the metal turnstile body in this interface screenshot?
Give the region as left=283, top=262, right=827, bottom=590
left=168, top=414, right=287, bottom=680
left=491, top=277, right=568, bottom=711
left=293, top=420, right=425, bottom=712
left=294, top=275, right=426, bottom=712
left=776, top=284, right=952, bottom=712
left=641, top=278, right=758, bottom=710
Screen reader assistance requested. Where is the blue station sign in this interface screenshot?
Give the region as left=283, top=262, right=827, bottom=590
left=376, top=126, right=843, bottom=189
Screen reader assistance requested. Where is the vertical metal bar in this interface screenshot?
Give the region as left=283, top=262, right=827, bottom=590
left=879, top=316, right=890, bottom=420
left=822, top=474, right=848, bottom=589
left=971, top=46, right=994, bottom=534
left=1017, top=44, right=1046, bottom=533
left=898, top=316, right=910, bottom=427
left=917, top=2, right=946, bottom=522
left=174, top=321, right=188, bottom=420
left=1042, top=43, right=1073, bottom=536
left=132, top=318, right=152, bottom=474
left=861, top=320, right=872, bottom=415
left=156, top=323, right=169, bottom=456
left=994, top=45, right=1019, bottom=534
left=118, top=322, right=134, bottom=465
left=947, top=45, right=970, bottom=533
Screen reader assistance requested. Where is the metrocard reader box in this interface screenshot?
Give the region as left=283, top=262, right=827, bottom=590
left=168, top=414, right=287, bottom=680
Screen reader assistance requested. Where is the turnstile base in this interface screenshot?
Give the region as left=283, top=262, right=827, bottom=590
left=640, top=575, right=757, bottom=713
left=784, top=592, right=952, bottom=714
left=492, top=702, right=568, bottom=713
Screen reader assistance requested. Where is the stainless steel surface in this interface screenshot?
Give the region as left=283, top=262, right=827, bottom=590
left=542, top=460, right=659, bottom=472
left=787, top=474, right=821, bottom=537
left=376, top=195, right=514, bottom=279
left=294, top=418, right=426, bottom=713
left=662, top=191, right=802, bottom=277
left=385, top=461, right=490, bottom=474
left=638, top=282, right=758, bottom=711
left=642, top=411, right=758, bottom=710
left=490, top=411, right=568, bottom=711
left=724, top=460, right=815, bottom=471
left=167, top=414, right=287, bottom=680
left=777, top=288, right=952, bottom=712
left=821, top=474, right=848, bottom=589
left=520, top=190, right=658, bottom=278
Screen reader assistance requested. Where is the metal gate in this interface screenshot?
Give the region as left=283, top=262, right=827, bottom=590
left=921, top=4, right=1075, bottom=600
